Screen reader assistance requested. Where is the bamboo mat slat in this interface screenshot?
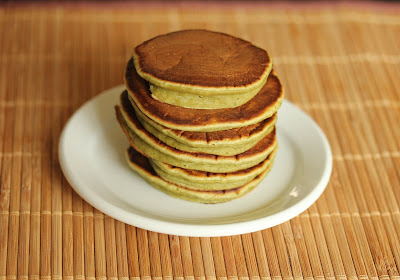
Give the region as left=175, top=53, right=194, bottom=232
left=1, top=3, right=400, bottom=280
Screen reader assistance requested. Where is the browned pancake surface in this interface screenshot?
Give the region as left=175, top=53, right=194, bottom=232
left=116, top=101, right=277, bottom=161
left=125, top=58, right=283, bottom=128
left=120, top=91, right=276, bottom=143
left=134, top=30, right=271, bottom=88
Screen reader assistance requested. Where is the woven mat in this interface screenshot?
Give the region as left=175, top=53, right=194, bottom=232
left=1, top=2, right=400, bottom=280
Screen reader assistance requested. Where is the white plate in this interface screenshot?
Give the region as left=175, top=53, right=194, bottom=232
left=59, top=85, right=332, bottom=237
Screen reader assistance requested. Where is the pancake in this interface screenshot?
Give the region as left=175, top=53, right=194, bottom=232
left=125, top=58, right=283, bottom=132
left=119, top=91, right=277, bottom=156
left=125, top=91, right=277, bottom=148
left=126, top=147, right=273, bottom=204
left=133, top=30, right=272, bottom=93
left=150, top=146, right=277, bottom=190
left=116, top=105, right=277, bottom=173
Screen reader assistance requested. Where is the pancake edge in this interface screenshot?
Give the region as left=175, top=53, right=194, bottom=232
left=150, top=147, right=277, bottom=190
left=122, top=91, right=278, bottom=148
left=115, top=105, right=277, bottom=172
left=126, top=147, right=273, bottom=204
left=124, top=72, right=284, bottom=132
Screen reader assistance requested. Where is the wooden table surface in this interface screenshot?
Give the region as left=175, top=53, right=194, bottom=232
left=0, top=2, right=400, bottom=280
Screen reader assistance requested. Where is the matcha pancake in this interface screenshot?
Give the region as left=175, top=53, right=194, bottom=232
left=126, top=147, right=273, bottom=204
left=125, top=58, right=284, bottom=132
left=116, top=105, right=277, bottom=173
left=119, top=91, right=277, bottom=156
left=150, top=147, right=277, bottom=191
left=133, top=30, right=273, bottom=109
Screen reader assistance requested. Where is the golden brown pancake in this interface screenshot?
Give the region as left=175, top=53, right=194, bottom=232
left=119, top=91, right=277, bottom=156
left=133, top=30, right=272, bottom=93
left=126, top=147, right=273, bottom=204
left=125, top=58, right=284, bottom=132
left=115, top=104, right=277, bottom=173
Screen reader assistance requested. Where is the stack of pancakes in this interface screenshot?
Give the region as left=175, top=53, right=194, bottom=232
left=116, top=30, right=284, bottom=203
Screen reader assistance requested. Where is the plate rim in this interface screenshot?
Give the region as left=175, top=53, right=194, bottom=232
left=59, top=85, right=332, bottom=237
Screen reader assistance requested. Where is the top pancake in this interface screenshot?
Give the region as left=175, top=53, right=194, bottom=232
left=125, top=58, right=284, bottom=132
left=133, top=30, right=272, bottom=95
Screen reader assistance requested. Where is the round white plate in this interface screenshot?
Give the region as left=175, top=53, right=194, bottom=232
left=59, top=85, right=332, bottom=237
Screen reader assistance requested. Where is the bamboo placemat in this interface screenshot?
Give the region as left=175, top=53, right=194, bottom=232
left=1, top=2, right=400, bottom=280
